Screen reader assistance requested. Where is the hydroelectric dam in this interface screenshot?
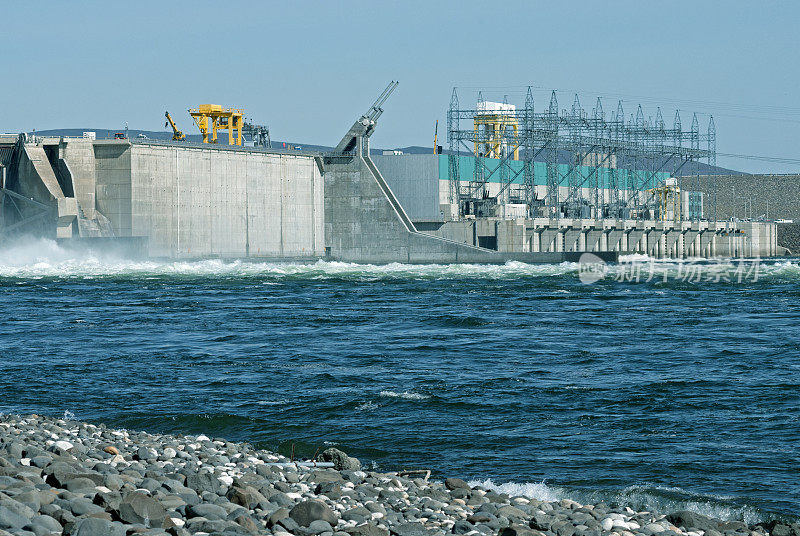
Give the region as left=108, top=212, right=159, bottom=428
left=0, top=84, right=781, bottom=263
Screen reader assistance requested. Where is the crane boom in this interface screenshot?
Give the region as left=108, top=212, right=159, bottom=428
left=165, top=111, right=186, bottom=141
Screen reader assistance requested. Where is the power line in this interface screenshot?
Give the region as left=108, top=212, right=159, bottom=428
left=717, top=152, right=800, bottom=165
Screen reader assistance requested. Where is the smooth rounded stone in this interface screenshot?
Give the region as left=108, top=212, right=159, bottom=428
left=24, top=514, right=62, bottom=534
left=279, top=516, right=303, bottom=533
left=449, top=488, right=470, bottom=500
left=643, top=523, right=669, bottom=534
left=497, top=505, right=528, bottom=520
left=157, top=494, right=187, bottom=510
left=0, top=504, right=29, bottom=530
left=552, top=521, right=576, bottom=536
left=29, top=457, right=52, bottom=470
left=93, top=490, right=122, bottom=511
left=666, top=511, right=720, bottom=532
left=268, top=508, right=290, bottom=528
left=500, top=525, right=543, bottom=536
left=232, top=516, right=260, bottom=535
left=117, top=491, right=168, bottom=527
left=720, top=521, right=750, bottom=533
left=70, top=517, right=126, bottom=536
left=390, top=522, right=436, bottom=536
left=469, top=513, right=496, bottom=524
left=319, top=449, right=361, bottom=472
left=38, top=504, right=60, bottom=517
left=0, top=500, right=35, bottom=523
left=601, top=518, right=614, bottom=531
left=365, top=503, right=387, bottom=515
left=63, top=477, right=97, bottom=493
left=139, top=478, right=161, bottom=493
left=69, top=497, right=104, bottom=516
left=186, top=502, right=228, bottom=520
left=269, top=492, right=295, bottom=508
left=346, top=522, right=391, bottom=536
left=311, top=470, right=345, bottom=485
left=343, top=507, right=372, bottom=523
left=185, top=518, right=232, bottom=533
left=183, top=472, right=221, bottom=495
left=10, top=492, right=40, bottom=514
left=226, top=485, right=267, bottom=510
left=290, top=499, right=338, bottom=527
left=308, top=519, right=335, bottom=534
left=317, top=482, right=343, bottom=499
left=452, top=520, right=474, bottom=535
left=445, top=478, right=471, bottom=491
left=489, top=495, right=513, bottom=506
left=273, top=481, right=291, bottom=493
left=49, top=507, right=75, bottom=528
left=51, top=441, right=74, bottom=454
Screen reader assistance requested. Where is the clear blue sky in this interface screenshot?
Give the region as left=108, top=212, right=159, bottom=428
left=2, top=1, right=799, bottom=173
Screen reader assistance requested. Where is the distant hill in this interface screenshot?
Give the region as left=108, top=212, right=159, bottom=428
left=30, top=130, right=739, bottom=175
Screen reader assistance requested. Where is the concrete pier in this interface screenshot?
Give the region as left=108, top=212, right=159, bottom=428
left=423, top=217, right=779, bottom=259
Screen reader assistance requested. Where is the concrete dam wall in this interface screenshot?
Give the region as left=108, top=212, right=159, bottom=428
left=3, top=138, right=325, bottom=259
left=0, top=128, right=781, bottom=263
left=119, top=142, right=323, bottom=259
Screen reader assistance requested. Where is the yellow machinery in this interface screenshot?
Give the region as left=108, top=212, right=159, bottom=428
left=188, top=104, right=243, bottom=145
left=649, top=178, right=681, bottom=222
left=164, top=111, right=185, bottom=141
left=474, top=101, right=519, bottom=160
left=433, top=120, right=438, bottom=155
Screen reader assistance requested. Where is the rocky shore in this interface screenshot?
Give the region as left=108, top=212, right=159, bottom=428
left=0, top=414, right=795, bottom=536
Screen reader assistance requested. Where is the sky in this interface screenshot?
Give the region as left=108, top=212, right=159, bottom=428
left=2, top=1, right=799, bottom=173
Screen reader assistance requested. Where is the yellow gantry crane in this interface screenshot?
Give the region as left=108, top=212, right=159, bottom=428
left=188, top=104, right=244, bottom=146
left=474, top=101, right=519, bottom=160
left=648, top=178, right=682, bottom=222
left=164, top=111, right=185, bottom=141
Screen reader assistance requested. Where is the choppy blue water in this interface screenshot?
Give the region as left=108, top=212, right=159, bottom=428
left=1, top=239, right=799, bottom=522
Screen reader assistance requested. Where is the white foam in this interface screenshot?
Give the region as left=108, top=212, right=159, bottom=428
left=378, top=390, right=430, bottom=400
left=574, top=484, right=766, bottom=524
left=0, top=238, right=584, bottom=279
left=468, top=478, right=561, bottom=502
left=2, top=238, right=796, bottom=284
left=256, top=400, right=289, bottom=406
left=618, top=253, right=654, bottom=263
left=467, top=480, right=767, bottom=523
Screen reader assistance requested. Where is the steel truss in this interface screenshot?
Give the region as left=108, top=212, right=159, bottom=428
left=447, top=86, right=716, bottom=221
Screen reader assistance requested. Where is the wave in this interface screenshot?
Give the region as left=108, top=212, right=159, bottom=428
left=1, top=238, right=797, bottom=283
left=0, top=238, right=583, bottom=280
left=469, top=478, right=561, bottom=502
left=584, top=484, right=767, bottom=525
left=470, top=479, right=767, bottom=523
left=379, top=390, right=431, bottom=401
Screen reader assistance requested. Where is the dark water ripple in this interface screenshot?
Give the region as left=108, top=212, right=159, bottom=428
left=0, top=254, right=799, bottom=522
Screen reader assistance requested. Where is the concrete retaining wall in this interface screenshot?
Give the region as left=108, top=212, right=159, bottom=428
left=372, top=154, right=441, bottom=222
left=120, top=143, right=324, bottom=259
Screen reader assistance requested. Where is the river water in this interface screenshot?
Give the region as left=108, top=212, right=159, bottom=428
left=1, top=239, right=798, bottom=522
